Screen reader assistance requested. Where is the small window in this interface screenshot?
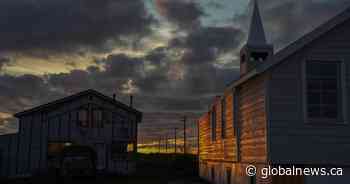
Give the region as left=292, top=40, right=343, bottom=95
left=241, top=54, right=246, bottom=63
left=251, top=52, right=268, bottom=62
left=92, top=109, right=103, bottom=128
left=221, top=99, right=226, bottom=139
left=211, top=107, right=216, bottom=141
left=306, top=61, right=342, bottom=121
left=233, top=92, right=238, bottom=137
left=78, top=109, right=89, bottom=127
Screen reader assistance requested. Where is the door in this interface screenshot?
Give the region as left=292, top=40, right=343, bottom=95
left=95, top=143, right=106, bottom=170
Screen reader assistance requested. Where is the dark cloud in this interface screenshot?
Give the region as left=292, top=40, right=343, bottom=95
left=101, top=54, right=145, bottom=78
left=0, top=48, right=236, bottom=117
left=205, top=1, right=224, bottom=9
left=185, top=27, right=243, bottom=51
left=47, top=70, right=93, bottom=94
left=136, top=96, right=205, bottom=112
left=176, top=26, right=244, bottom=65
left=264, top=0, right=350, bottom=49
left=0, top=0, right=154, bottom=53
left=234, top=0, right=350, bottom=50
left=2, top=0, right=350, bottom=136
left=184, top=65, right=238, bottom=96
left=0, top=74, right=53, bottom=114
left=155, top=0, right=204, bottom=29
left=0, top=3, right=244, bottom=117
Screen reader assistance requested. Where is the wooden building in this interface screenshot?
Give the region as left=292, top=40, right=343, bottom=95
left=198, top=1, right=350, bottom=184
left=0, top=89, right=142, bottom=178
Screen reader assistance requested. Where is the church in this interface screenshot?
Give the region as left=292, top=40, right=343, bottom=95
left=198, top=0, right=350, bottom=184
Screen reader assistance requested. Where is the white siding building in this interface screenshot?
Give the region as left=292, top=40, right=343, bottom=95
left=199, top=0, right=350, bottom=183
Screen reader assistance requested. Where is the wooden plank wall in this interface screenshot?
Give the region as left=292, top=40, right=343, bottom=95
left=199, top=75, right=268, bottom=163
left=198, top=74, right=269, bottom=184
left=0, top=94, right=139, bottom=178
left=238, top=75, right=268, bottom=163
left=198, top=93, right=238, bottom=163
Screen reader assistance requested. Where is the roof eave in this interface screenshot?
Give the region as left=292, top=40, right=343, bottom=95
left=225, top=6, right=350, bottom=93
left=14, top=89, right=143, bottom=120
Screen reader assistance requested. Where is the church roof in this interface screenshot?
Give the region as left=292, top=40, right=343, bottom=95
left=226, top=5, right=350, bottom=91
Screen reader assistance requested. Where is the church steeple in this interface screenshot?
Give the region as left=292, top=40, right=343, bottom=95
left=247, top=0, right=267, bottom=46
left=239, top=0, right=273, bottom=76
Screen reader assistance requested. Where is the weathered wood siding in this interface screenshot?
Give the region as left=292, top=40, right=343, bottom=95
left=199, top=74, right=269, bottom=184
left=268, top=18, right=350, bottom=165
left=0, top=93, right=139, bottom=178
left=199, top=94, right=238, bottom=163
left=237, top=75, right=268, bottom=163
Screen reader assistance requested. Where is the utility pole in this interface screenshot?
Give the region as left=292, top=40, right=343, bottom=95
left=174, top=128, right=178, bottom=154
left=165, top=135, right=168, bottom=153
left=197, top=120, right=200, bottom=156
left=158, top=136, right=161, bottom=153
left=183, top=116, right=187, bottom=155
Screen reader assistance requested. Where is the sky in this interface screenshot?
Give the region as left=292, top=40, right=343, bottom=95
left=0, top=0, right=350, bottom=138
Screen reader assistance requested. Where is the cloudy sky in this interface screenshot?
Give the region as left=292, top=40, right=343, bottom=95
left=0, top=0, right=350, bottom=136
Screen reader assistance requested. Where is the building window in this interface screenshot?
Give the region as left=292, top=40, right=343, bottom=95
left=92, top=109, right=103, bottom=128
left=233, top=92, right=238, bottom=136
left=241, top=54, right=246, bottom=63
left=78, top=109, right=89, bottom=127
left=306, top=61, right=342, bottom=121
left=211, top=107, right=216, bottom=141
left=251, top=52, right=269, bottom=62
left=221, top=98, right=226, bottom=139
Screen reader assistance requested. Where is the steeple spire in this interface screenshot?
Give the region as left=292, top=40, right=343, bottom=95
left=239, top=0, right=273, bottom=76
left=247, top=0, right=267, bottom=46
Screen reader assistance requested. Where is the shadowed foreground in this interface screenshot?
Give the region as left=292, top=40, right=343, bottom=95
left=2, top=154, right=208, bottom=184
